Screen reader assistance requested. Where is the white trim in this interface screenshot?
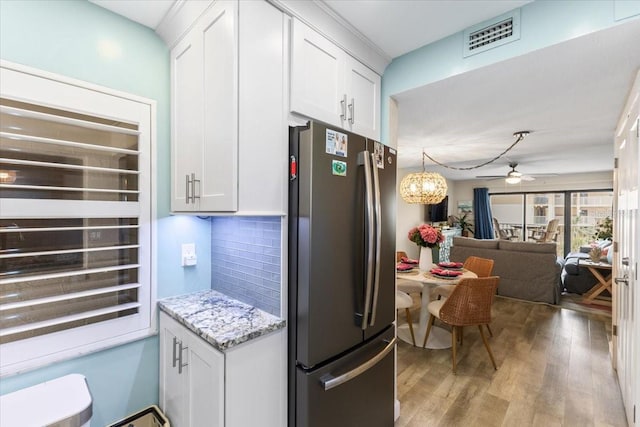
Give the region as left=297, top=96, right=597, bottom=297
left=0, top=60, right=158, bottom=110
left=0, top=244, right=140, bottom=259
left=0, top=283, right=141, bottom=311
left=0, top=199, right=140, bottom=218
left=268, top=0, right=390, bottom=74
left=0, top=264, right=141, bottom=285
left=0, top=157, right=140, bottom=175
left=0, top=131, right=140, bottom=155
left=1, top=302, right=141, bottom=337
left=0, top=105, right=141, bottom=135
left=0, top=224, right=139, bottom=233
left=0, top=184, right=139, bottom=194
left=0, top=327, right=154, bottom=378
left=0, top=60, right=157, bottom=377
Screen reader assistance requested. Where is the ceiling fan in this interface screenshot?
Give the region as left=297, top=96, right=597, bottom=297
left=476, top=162, right=555, bottom=184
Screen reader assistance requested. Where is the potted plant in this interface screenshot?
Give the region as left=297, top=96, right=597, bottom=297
left=593, top=216, right=613, bottom=241
left=455, top=213, right=474, bottom=237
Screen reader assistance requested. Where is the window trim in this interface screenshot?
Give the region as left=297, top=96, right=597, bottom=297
left=0, top=60, right=157, bottom=377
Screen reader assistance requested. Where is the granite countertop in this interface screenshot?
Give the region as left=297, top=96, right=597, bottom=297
left=158, top=290, right=286, bottom=352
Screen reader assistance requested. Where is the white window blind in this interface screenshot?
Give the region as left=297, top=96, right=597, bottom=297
left=0, top=61, right=155, bottom=375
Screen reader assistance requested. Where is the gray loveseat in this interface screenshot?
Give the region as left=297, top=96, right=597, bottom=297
left=450, top=237, right=563, bottom=304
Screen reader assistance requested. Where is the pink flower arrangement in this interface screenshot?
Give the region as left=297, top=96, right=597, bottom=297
left=408, top=224, right=445, bottom=248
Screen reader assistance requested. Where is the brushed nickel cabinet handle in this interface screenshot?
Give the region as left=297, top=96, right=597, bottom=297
left=185, top=174, right=191, bottom=204
left=348, top=98, right=355, bottom=124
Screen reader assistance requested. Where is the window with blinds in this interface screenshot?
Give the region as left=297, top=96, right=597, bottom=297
left=0, top=62, right=154, bottom=375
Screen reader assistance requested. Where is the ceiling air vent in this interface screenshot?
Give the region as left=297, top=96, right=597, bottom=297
left=463, top=10, right=520, bottom=57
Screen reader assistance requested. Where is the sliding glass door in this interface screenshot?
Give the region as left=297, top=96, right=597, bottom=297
left=569, top=191, right=614, bottom=252
left=525, top=192, right=564, bottom=254
left=490, top=190, right=612, bottom=257
left=490, top=194, right=524, bottom=241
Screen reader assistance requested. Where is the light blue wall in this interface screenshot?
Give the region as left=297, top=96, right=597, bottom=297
left=0, top=1, right=211, bottom=425
left=381, top=0, right=640, bottom=144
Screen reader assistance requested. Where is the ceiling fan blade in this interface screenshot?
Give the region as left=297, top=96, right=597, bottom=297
left=521, top=175, right=536, bottom=181
left=476, top=175, right=506, bottom=179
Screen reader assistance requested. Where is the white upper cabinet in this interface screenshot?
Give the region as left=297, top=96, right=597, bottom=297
left=290, top=18, right=381, bottom=140
left=344, top=57, right=380, bottom=139
left=171, top=1, right=238, bottom=212
left=171, top=0, right=286, bottom=214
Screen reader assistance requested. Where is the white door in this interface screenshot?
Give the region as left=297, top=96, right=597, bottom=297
left=344, top=57, right=381, bottom=140
left=290, top=18, right=344, bottom=128
left=171, top=30, right=203, bottom=212
left=159, top=314, right=188, bottom=426
left=614, top=70, right=639, bottom=427
left=187, top=330, right=225, bottom=427
left=199, top=0, right=238, bottom=211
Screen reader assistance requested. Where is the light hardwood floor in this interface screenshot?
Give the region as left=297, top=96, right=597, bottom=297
left=395, top=296, right=627, bottom=427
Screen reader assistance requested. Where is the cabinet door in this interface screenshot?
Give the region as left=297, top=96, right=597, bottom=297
left=170, top=1, right=238, bottom=213
left=187, top=330, right=225, bottom=427
left=199, top=0, right=238, bottom=211
left=159, top=313, right=189, bottom=426
left=226, top=330, right=285, bottom=427
left=171, top=29, right=203, bottom=212
left=238, top=0, right=286, bottom=214
left=344, top=57, right=380, bottom=140
left=291, top=18, right=344, bottom=128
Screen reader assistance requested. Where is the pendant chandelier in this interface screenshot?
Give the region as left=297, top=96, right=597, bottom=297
left=400, top=131, right=531, bottom=203
left=399, top=152, right=447, bottom=204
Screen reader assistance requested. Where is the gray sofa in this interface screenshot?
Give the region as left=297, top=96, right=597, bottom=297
left=450, top=237, right=563, bottom=304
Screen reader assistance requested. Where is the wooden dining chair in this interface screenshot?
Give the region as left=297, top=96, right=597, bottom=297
left=397, top=250, right=424, bottom=297
left=432, top=256, right=494, bottom=299
left=422, top=276, right=500, bottom=373
left=431, top=256, right=495, bottom=337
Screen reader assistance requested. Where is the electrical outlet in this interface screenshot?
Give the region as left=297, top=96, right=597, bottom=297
left=181, top=243, right=197, bottom=267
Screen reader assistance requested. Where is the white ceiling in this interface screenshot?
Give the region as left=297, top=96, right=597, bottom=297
left=91, top=0, right=640, bottom=181
left=89, top=0, right=175, bottom=29
left=395, top=19, right=640, bottom=180
left=323, top=0, right=531, bottom=58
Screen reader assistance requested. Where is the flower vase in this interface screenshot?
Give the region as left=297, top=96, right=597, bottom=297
left=419, top=246, right=433, bottom=271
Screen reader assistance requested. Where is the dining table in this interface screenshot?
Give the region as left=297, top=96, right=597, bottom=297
left=396, top=266, right=477, bottom=349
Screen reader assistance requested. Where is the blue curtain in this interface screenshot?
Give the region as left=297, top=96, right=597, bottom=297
left=473, top=187, right=494, bottom=239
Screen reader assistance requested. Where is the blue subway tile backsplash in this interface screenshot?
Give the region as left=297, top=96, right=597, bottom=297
left=211, top=216, right=281, bottom=316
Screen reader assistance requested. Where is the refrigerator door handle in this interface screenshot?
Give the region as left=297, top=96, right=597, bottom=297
left=321, top=337, right=397, bottom=391
left=369, top=152, right=382, bottom=326
left=358, top=150, right=375, bottom=330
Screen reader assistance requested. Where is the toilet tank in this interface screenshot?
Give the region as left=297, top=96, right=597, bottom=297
left=0, top=373, right=92, bottom=427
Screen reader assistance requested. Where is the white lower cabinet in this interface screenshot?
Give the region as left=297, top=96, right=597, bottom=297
left=159, top=312, right=285, bottom=427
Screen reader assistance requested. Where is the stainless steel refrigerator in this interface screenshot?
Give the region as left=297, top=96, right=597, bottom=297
left=288, top=121, right=397, bottom=427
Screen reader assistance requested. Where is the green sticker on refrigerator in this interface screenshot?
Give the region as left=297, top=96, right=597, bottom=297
left=332, top=160, right=347, bottom=176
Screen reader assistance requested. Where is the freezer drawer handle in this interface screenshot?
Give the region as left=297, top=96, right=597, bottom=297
left=321, top=337, right=397, bottom=391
